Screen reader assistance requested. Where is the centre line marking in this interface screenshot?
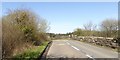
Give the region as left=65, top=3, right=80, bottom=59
left=71, top=46, right=79, bottom=51
left=66, top=42, right=70, bottom=45
left=86, top=54, right=93, bottom=58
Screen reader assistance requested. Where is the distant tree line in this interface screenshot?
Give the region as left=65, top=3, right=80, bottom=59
left=72, top=19, right=118, bottom=38
left=47, top=19, right=118, bottom=39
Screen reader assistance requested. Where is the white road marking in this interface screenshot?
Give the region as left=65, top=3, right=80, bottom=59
left=71, top=46, right=80, bottom=51
left=66, top=41, right=95, bottom=59
left=66, top=42, right=80, bottom=51
left=66, top=42, right=70, bottom=45
left=86, top=54, right=93, bottom=58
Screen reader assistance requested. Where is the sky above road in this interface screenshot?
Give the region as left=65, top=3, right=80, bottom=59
left=2, top=2, right=118, bottom=33
left=1, top=0, right=119, bottom=2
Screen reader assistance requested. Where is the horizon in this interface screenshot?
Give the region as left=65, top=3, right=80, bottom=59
left=2, top=2, right=118, bottom=34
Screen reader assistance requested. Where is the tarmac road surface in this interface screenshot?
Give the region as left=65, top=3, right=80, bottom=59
left=46, top=40, right=118, bottom=58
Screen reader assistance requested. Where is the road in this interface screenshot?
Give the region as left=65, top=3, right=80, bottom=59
left=46, top=40, right=118, bottom=58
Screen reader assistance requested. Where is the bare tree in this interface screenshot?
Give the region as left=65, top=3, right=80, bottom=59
left=84, top=21, right=93, bottom=31
left=100, top=19, right=118, bottom=37
left=38, top=19, right=50, bottom=33
left=83, top=21, right=97, bottom=36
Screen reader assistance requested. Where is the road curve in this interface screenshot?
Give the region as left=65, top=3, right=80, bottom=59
left=46, top=40, right=118, bottom=58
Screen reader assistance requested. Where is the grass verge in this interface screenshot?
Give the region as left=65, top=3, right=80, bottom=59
left=13, top=41, right=49, bottom=60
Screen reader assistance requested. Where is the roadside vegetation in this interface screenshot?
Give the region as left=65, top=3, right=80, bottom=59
left=48, top=19, right=118, bottom=39
left=72, top=19, right=118, bottom=38
left=49, top=19, right=118, bottom=50
left=71, top=19, right=118, bottom=49
left=13, top=42, right=48, bottom=60
left=2, top=8, right=49, bottom=58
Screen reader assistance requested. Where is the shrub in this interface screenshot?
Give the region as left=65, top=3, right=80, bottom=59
left=2, top=9, right=49, bottom=58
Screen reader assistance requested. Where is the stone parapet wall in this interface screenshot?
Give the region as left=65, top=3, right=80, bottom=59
left=72, top=36, right=119, bottom=49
